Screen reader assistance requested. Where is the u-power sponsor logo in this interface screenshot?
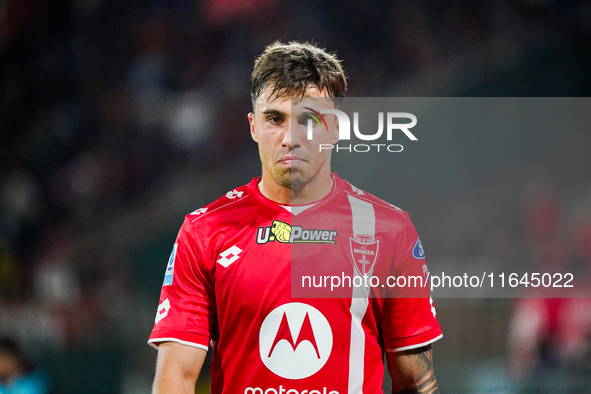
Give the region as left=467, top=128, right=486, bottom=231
left=306, top=109, right=417, bottom=153
left=257, top=220, right=338, bottom=244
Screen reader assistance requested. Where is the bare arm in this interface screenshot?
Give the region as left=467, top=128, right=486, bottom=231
left=387, top=345, right=439, bottom=394
left=152, top=342, right=207, bottom=394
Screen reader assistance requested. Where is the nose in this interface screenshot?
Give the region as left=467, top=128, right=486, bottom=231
left=281, top=119, right=302, bottom=150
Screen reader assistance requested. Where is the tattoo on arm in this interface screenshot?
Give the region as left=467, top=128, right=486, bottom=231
left=391, top=347, right=439, bottom=394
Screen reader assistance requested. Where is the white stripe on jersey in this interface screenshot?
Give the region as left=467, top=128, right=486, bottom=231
left=347, top=194, right=376, bottom=393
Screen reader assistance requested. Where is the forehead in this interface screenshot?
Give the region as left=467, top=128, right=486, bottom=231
left=254, top=85, right=332, bottom=113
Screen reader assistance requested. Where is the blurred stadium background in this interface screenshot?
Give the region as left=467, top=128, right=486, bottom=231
left=1, top=0, right=591, bottom=392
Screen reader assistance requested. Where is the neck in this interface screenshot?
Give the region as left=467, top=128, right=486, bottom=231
left=258, top=170, right=334, bottom=205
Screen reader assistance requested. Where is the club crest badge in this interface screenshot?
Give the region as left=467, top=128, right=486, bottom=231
left=349, top=234, right=379, bottom=277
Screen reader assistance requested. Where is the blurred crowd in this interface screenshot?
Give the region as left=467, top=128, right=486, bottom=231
left=1, top=0, right=591, bottom=392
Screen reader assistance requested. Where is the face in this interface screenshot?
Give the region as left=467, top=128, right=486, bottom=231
left=248, top=86, right=339, bottom=191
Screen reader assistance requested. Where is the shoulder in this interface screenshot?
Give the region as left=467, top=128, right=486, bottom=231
left=181, top=183, right=253, bottom=229
left=340, top=178, right=409, bottom=221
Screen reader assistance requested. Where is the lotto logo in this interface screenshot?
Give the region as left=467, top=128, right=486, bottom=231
left=226, top=190, right=244, bottom=199
left=350, top=185, right=365, bottom=196
left=388, top=202, right=404, bottom=213
left=217, top=245, right=242, bottom=267
left=259, top=303, right=332, bottom=379
left=155, top=298, right=170, bottom=324
left=430, top=296, right=437, bottom=318
left=190, top=208, right=207, bottom=215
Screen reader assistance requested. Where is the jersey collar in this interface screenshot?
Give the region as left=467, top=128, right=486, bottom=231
left=247, top=173, right=345, bottom=215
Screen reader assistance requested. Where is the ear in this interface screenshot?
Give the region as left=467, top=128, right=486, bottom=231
left=248, top=112, right=257, bottom=142
left=330, top=115, right=340, bottom=144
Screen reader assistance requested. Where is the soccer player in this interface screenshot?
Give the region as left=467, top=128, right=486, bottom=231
left=149, top=41, right=442, bottom=393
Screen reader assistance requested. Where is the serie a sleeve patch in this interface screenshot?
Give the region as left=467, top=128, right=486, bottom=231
left=163, top=243, right=177, bottom=286
left=412, top=238, right=426, bottom=260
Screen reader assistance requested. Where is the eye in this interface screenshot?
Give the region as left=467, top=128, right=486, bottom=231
left=267, top=115, right=284, bottom=125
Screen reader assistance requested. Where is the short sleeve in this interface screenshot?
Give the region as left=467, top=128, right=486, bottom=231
left=382, top=216, right=442, bottom=351
left=148, top=217, right=216, bottom=350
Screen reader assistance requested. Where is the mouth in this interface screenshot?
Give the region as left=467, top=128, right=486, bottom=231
left=278, top=156, right=306, bottom=165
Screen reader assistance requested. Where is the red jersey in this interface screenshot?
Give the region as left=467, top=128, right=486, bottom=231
left=148, top=174, right=442, bottom=394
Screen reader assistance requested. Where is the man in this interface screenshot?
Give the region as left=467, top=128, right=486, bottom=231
left=149, top=41, right=442, bottom=393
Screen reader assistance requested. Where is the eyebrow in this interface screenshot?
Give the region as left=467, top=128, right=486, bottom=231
left=261, top=109, right=287, bottom=116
